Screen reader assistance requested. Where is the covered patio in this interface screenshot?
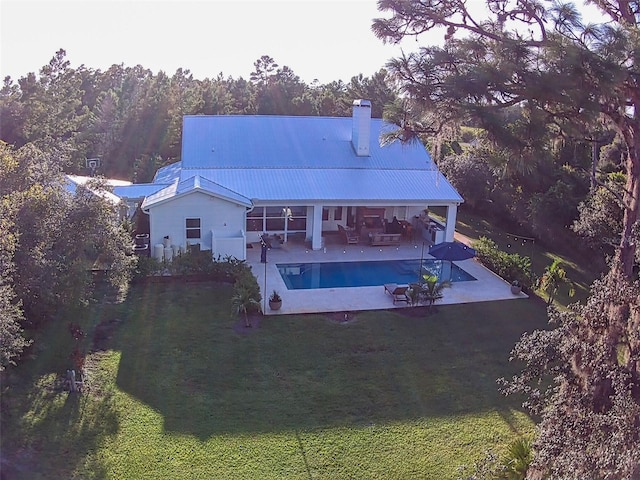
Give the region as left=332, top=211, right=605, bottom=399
left=245, top=203, right=459, bottom=251
left=248, top=232, right=527, bottom=315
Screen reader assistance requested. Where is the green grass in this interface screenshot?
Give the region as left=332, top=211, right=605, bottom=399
left=1, top=281, right=548, bottom=479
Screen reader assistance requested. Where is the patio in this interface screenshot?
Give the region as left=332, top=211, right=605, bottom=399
left=247, top=232, right=527, bottom=315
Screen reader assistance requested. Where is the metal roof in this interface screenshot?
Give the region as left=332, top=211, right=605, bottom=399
left=177, top=168, right=463, bottom=204
left=65, top=175, right=125, bottom=205
left=141, top=175, right=252, bottom=210
left=181, top=115, right=436, bottom=170
left=142, top=114, right=463, bottom=206
left=113, top=183, right=168, bottom=199
left=153, top=161, right=182, bottom=183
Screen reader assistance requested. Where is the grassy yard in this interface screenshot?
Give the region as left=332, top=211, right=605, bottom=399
left=1, top=280, right=548, bottom=480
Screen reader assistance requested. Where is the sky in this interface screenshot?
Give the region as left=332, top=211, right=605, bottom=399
left=0, top=0, right=430, bottom=85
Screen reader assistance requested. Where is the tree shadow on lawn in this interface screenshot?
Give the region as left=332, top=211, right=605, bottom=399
left=115, top=282, right=549, bottom=440
left=1, top=375, right=119, bottom=480
left=1, top=294, right=124, bottom=480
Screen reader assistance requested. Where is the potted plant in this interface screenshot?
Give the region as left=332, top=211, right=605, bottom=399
left=511, top=280, right=522, bottom=294
left=269, top=290, right=282, bottom=311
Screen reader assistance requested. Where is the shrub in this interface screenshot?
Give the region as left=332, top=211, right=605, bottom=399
left=131, top=256, right=163, bottom=280
left=164, top=251, right=247, bottom=282
left=473, top=237, right=534, bottom=290
left=133, top=251, right=253, bottom=285
left=232, top=267, right=262, bottom=313
left=169, top=249, right=214, bottom=275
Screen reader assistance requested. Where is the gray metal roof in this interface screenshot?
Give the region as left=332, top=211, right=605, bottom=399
left=113, top=183, right=168, bottom=199
left=143, top=114, right=463, bottom=206
left=177, top=168, right=463, bottom=203
left=142, top=175, right=252, bottom=210
left=65, top=175, right=125, bottom=205
left=181, top=115, right=436, bottom=170
left=153, top=161, right=182, bottom=183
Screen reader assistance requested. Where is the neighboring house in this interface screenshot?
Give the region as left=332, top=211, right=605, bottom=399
left=76, top=100, right=464, bottom=261
left=65, top=175, right=132, bottom=220
left=140, top=99, right=463, bottom=260
left=65, top=175, right=166, bottom=221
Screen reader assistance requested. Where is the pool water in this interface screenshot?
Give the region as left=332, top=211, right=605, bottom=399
left=277, top=259, right=477, bottom=290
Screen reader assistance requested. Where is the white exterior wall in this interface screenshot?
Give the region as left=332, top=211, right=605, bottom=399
left=406, top=203, right=458, bottom=242
left=351, top=99, right=372, bottom=157
left=147, top=191, right=247, bottom=260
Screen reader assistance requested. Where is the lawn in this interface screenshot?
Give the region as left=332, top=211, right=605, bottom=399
left=1, top=280, right=549, bottom=479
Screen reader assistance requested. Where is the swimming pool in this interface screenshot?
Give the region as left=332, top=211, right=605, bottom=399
left=277, top=259, right=477, bottom=290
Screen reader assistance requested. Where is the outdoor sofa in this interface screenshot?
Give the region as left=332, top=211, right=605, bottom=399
left=368, top=232, right=402, bottom=246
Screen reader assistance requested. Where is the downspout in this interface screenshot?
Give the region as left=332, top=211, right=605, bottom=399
left=245, top=201, right=257, bottom=245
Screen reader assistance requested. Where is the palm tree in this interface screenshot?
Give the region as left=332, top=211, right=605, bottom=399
left=500, top=437, right=533, bottom=480
left=407, top=284, right=423, bottom=306
left=539, top=259, right=576, bottom=305
left=420, top=274, right=450, bottom=312
left=231, top=286, right=261, bottom=328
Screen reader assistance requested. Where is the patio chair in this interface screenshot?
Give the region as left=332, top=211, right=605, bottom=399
left=384, top=283, right=410, bottom=304
left=338, top=224, right=360, bottom=245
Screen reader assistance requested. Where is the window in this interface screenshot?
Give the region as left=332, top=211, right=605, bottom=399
left=246, top=206, right=307, bottom=232
left=247, top=207, right=264, bottom=231
left=186, top=218, right=201, bottom=239
left=266, top=207, right=285, bottom=231
left=322, top=208, right=329, bottom=221
left=334, top=207, right=343, bottom=221
left=266, top=217, right=285, bottom=230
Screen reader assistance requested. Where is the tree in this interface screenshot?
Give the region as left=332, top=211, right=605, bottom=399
left=231, top=286, right=261, bottom=328
left=437, top=145, right=494, bottom=209
left=0, top=160, right=30, bottom=370
left=345, top=69, right=398, bottom=117
left=15, top=50, right=90, bottom=169
left=572, top=171, right=626, bottom=254
left=502, top=273, right=640, bottom=479
left=538, top=259, right=575, bottom=306
left=0, top=284, right=30, bottom=371
left=373, top=0, right=638, bottom=279
left=419, top=274, right=450, bottom=311
left=0, top=141, right=134, bottom=345
left=373, top=2, right=640, bottom=477
left=250, top=55, right=279, bottom=86
left=250, top=56, right=312, bottom=115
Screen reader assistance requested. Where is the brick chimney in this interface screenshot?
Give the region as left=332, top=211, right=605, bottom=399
left=351, top=99, right=371, bottom=157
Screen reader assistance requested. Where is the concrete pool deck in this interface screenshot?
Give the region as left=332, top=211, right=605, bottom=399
left=247, top=233, right=527, bottom=315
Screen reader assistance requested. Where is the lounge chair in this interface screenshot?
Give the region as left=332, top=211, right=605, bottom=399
left=384, top=283, right=410, bottom=304
left=338, top=224, right=360, bottom=244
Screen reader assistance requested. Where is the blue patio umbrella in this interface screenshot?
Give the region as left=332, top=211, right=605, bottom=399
left=427, top=241, right=476, bottom=281
left=428, top=241, right=476, bottom=261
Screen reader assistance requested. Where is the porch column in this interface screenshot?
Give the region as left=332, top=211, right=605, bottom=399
left=444, top=204, right=458, bottom=242
left=311, top=204, right=323, bottom=250
left=305, top=206, right=314, bottom=241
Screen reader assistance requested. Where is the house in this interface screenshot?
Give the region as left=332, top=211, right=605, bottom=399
left=65, top=174, right=133, bottom=220
left=120, top=100, right=463, bottom=261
